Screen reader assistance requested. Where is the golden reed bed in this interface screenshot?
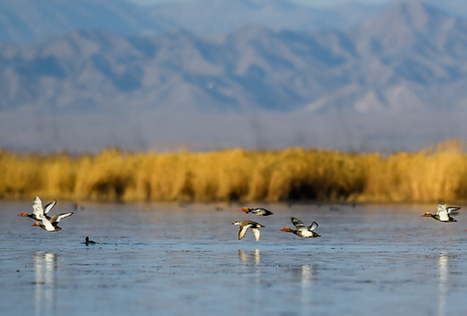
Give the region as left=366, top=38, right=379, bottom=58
left=1, top=140, right=466, bottom=203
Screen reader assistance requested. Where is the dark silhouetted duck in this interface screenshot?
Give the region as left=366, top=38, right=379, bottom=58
left=281, top=217, right=320, bottom=238
left=232, top=220, right=264, bottom=241
left=18, top=196, right=56, bottom=221
left=422, top=204, right=460, bottom=223
left=84, top=236, right=96, bottom=245
left=239, top=207, right=274, bottom=216
left=32, top=212, right=74, bottom=232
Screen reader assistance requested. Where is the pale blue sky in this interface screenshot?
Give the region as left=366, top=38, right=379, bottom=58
left=127, top=0, right=391, bottom=8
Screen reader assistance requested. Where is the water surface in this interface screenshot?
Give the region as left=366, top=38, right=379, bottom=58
left=1, top=201, right=466, bottom=316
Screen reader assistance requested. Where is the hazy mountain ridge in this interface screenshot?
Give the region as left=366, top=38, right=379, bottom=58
left=151, top=0, right=387, bottom=35
left=0, top=0, right=387, bottom=44
left=0, top=0, right=175, bottom=44
left=1, top=2, right=467, bottom=114
left=2, top=1, right=467, bottom=153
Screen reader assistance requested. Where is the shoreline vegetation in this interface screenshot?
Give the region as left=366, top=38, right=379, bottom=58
left=1, top=140, right=466, bottom=203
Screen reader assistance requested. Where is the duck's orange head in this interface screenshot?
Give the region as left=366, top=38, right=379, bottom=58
left=18, top=212, right=28, bottom=217
left=239, top=207, right=248, bottom=212
left=421, top=212, right=432, bottom=217
left=280, top=227, right=293, bottom=232
left=31, top=222, right=40, bottom=227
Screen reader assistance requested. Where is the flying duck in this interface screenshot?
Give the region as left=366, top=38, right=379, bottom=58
left=232, top=220, right=264, bottom=241
left=422, top=204, right=460, bottom=222
left=18, top=196, right=56, bottom=221
left=239, top=207, right=274, bottom=216
left=281, top=217, right=320, bottom=238
left=31, top=212, right=74, bottom=232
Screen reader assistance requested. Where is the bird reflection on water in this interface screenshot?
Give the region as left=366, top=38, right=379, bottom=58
left=237, top=249, right=261, bottom=313
left=34, top=252, right=58, bottom=316
left=238, top=249, right=261, bottom=265
left=237, top=249, right=315, bottom=314
left=438, top=251, right=449, bottom=316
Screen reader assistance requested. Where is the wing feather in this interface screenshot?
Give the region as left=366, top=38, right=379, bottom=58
left=43, top=200, right=57, bottom=215
left=291, top=217, right=305, bottom=229
left=447, top=206, right=460, bottom=214
left=309, top=221, right=319, bottom=231
left=32, top=196, right=44, bottom=220
left=51, top=212, right=73, bottom=224
left=251, top=228, right=261, bottom=241
left=238, top=225, right=249, bottom=240
left=437, top=205, right=449, bottom=222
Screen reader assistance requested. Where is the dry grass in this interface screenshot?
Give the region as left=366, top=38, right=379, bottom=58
left=1, top=140, right=466, bottom=203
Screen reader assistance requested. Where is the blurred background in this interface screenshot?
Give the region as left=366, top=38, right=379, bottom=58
left=1, top=0, right=467, bottom=153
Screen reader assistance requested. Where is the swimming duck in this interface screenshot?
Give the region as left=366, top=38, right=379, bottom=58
left=422, top=204, right=460, bottom=222
left=84, top=236, right=96, bottom=245
left=239, top=207, right=274, bottom=216
left=281, top=217, right=320, bottom=238
left=18, top=196, right=56, bottom=221
left=31, top=212, right=74, bottom=232
left=232, top=220, right=264, bottom=241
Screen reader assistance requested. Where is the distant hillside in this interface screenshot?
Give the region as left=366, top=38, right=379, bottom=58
left=1, top=1, right=467, bottom=153
left=1, top=2, right=467, bottom=114
left=3, top=0, right=467, bottom=45
left=0, top=0, right=174, bottom=43
left=150, top=0, right=386, bottom=34
left=0, top=0, right=385, bottom=44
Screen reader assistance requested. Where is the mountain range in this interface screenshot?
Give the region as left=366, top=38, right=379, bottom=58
left=0, top=0, right=387, bottom=44
left=1, top=0, right=467, bottom=152
left=2, top=1, right=467, bottom=113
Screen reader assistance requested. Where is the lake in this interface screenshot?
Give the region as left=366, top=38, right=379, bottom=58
left=1, top=200, right=466, bottom=316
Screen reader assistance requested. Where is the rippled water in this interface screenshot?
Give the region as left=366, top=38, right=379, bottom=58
left=1, top=201, right=467, bottom=316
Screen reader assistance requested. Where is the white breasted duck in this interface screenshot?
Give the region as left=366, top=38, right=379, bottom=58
left=281, top=217, right=320, bottom=238
left=32, top=212, right=74, bottom=232
left=18, top=196, right=56, bottom=221
left=239, top=207, right=274, bottom=216
left=422, top=204, right=460, bottom=223
left=232, top=220, right=264, bottom=241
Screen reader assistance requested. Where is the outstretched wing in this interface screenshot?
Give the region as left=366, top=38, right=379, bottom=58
left=50, top=212, right=73, bottom=224
left=32, top=196, right=44, bottom=220
left=291, top=217, right=306, bottom=229
left=309, top=221, right=319, bottom=231
left=253, top=207, right=274, bottom=216
left=43, top=200, right=57, bottom=215
left=251, top=228, right=261, bottom=241
left=447, top=206, right=461, bottom=214
left=437, top=205, right=449, bottom=222
left=238, top=225, right=249, bottom=240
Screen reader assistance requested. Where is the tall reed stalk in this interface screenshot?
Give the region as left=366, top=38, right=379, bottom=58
left=1, top=140, right=466, bottom=203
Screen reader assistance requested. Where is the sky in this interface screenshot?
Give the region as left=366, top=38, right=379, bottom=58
left=127, top=0, right=391, bottom=8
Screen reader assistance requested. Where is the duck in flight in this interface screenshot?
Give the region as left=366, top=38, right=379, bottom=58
left=31, top=212, right=74, bottom=232
left=239, top=207, right=274, bottom=216
left=281, top=217, right=320, bottom=238
left=232, top=220, right=264, bottom=241
left=18, top=196, right=56, bottom=221
left=422, top=204, right=460, bottom=222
